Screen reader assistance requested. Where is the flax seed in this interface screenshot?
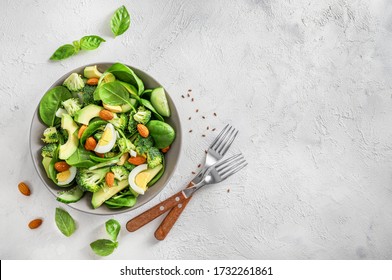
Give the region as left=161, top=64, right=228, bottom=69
left=197, top=164, right=201, bottom=168
left=212, top=128, right=216, bottom=131
left=181, top=95, right=185, bottom=98
left=213, top=112, right=217, bottom=116
left=196, top=109, right=199, bottom=113
left=189, top=117, right=191, bottom=120
left=189, top=129, right=193, bottom=133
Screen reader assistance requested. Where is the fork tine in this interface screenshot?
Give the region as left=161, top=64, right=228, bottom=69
left=218, top=129, right=238, bottom=156
left=219, top=159, right=246, bottom=177
left=211, top=125, right=232, bottom=151
left=214, top=153, right=243, bottom=170
left=221, top=162, right=248, bottom=180
left=214, top=126, right=235, bottom=154
left=209, top=124, right=230, bottom=149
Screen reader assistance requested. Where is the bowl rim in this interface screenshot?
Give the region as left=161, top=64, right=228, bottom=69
left=29, top=62, right=182, bottom=215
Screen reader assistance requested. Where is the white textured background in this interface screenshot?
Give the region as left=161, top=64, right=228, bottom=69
left=1, top=0, right=392, bottom=259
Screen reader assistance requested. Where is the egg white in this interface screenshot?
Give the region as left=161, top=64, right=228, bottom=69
left=128, top=164, right=148, bottom=195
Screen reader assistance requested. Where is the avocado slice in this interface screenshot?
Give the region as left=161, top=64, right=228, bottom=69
left=42, top=156, right=52, bottom=178
left=59, top=114, right=79, bottom=160
left=84, top=65, right=102, bottom=79
left=150, top=87, right=170, bottom=117
left=91, top=179, right=129, bottom=209
left=74, top=104, right=103, bottom=125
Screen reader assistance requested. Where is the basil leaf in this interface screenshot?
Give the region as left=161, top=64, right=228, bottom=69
left=80, top=35, right=106, bottom=50
left=90, top=239, right=118, bottom=256
left=105, top=219, right=121, bottom=242
left=50, top=44, right=77, bottom=60
left=99, top=81, right=133, bottom=106
left=55, top=208, right=76, bottom=237
left=111, top=5, right=130, bottom=37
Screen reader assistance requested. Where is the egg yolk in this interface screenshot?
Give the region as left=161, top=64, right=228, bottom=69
left=135, top=171, right=151, bottom=191
left=99, top=127, right=113, bottom=146
left=57, top=170, right=71, bottom=182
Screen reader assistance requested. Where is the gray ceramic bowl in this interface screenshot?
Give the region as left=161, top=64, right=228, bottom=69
left=30, top=63, right=181, bottom=215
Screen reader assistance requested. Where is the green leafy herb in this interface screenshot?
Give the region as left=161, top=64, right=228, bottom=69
left=50, top=44, right=77, bottom=61
left=105, top=63, right=144, bottom=94
left=111, top=5, right=131, bottom=37
left=105, top=219, right=121, bottom=242
left=80, top=35, right=106, bottom=50
left=90, top=239, right=118, bottom=256
left=50, top=35, right=106, bottom=61
left=55, top=208, right=76, bottom=237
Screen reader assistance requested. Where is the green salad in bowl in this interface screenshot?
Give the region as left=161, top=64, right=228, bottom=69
left=30, top=63, right=181, bottom=215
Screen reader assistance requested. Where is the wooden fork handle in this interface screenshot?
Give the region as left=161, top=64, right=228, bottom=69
left=126, top=190, right=187, bottom=232
left=154, top=182, right=194, bottom=240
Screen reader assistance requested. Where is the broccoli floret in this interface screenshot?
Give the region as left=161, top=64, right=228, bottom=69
left=111, top=166, right=129, bottom=181
left=109, top=113, right=128, bottom=131
left=146, top=147, right=163, bottom=169
left=123, top=161, right=136, bottom=171
left=62, top=98, right=82, bottom=117
left=117, top=138, right=135, bottom=153
left=127, top=113, right=138, bottom=135
left=133, top=107, right=151, bottom=124
left=134, top=135, right=154, bottom=155
left=78, top=85, right=98, bottom=106
left=63, top=73, right=85, bottom=91
left=41, top=127, right=59, bottom=143
left=76, top=167, right=109, bottom=192
left=41, top=143, right=57, bottom=157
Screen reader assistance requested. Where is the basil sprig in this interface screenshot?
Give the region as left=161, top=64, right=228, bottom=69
left=111, top=5, right=131, bottom=37
left=50, top=35, right=105, bottom=61
left=90, top=219, right=121, bottom=257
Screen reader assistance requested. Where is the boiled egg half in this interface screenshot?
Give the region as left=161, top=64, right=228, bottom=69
left=56, top=166, right=77, bottom=186
left=128, top=164, right=163, bottom=195
left=94, top=123, right=117, bottom=154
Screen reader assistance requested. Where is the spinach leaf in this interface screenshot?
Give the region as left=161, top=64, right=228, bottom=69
left=119, top=82, right=139, bottom=100
left=139, top=98, right=164, bottom=121
left=66, top=147, right=96, bottom=168
left=90, top=239, right=118, bottom=256
left=111, top=5, right=130, bottom=37
left=80, top=35, right=106, bottom=50
left=55, top=208, right=76, bottom=237
left=146, top=120, right=176, bottom=149
left=80, top=119, right=107, bottom=145
left=50, top=44, right=77, bottom=61
left=39, top=86, right=72, bottom=126
left=105, top=219, right=121, bottom=242
left=48, top=145, right=60, bottom=184
left=99, top=81, right=134, bottom=106
left=105, top=63, right=144, bottom=94
left=105, top=196, right=137, bottom=208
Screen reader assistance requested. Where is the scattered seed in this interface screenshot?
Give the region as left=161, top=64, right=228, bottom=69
left=187, top=93, right=190, bottom=97
left=202, top=134, right=206, bottom=137
left=213, top=112, right=217, bottom=116
left=191, top=171, right=196, bottom=175
left=207, top=126, right=209, bottom=130
left=188, top=89, right=192, bottom=92
left=197, top=164, right=201, bottom=168
left=202, top=116, right=205, bottom=119
left=227, top=189, right=230, bottom=193
left=189, top=129, right=193, bottom=133
left=188, top=117, right=191, bottom=120
left=205, top=150, right=207, bottom=154
left=181, top=95, right=185, bottom=98
left=212, top=128, right=216, bottom=131
left=196, top=109, right=199, bottom=113
left=191, top=98, right=194, bottom=102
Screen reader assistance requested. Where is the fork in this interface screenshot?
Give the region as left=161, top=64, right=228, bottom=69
left=126, top=153, right=247, bottom=232
left=154, top=124, right=238, bottom=240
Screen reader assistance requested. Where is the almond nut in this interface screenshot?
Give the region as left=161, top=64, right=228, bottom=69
left=137, top=124, right=149, bottom=138
left=85, top=137, right=97, bottom=151
left=99, top=109, right=114, bottom=121
left=128, top=156, right=147, bottom=165
left=54, top=161, right=70, bottom=172
left=161, top=146, right=170, bottom=153
left=18, top=182, right=31, bottom=196
left=86, top=77, right=99, bottom=85
left=95, top=152, right=105, bottom=158
left=28, top=219, right=42, bottom=229
left=105, top=172, right=115, bottom=187
left=78, top=125, right=87, bottom=139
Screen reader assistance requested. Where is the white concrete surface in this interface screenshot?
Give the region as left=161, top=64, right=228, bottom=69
left=1, top=0, right=392, bottom=259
